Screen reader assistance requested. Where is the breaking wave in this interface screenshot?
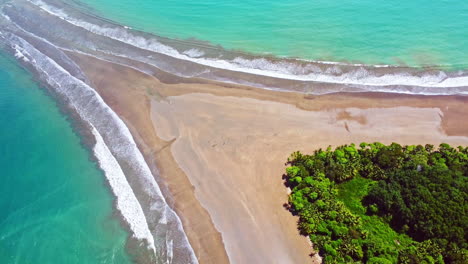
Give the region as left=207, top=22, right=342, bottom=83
left=0, top=25, right=198, bottom=263
left=20, top=0, right=468, bottom=93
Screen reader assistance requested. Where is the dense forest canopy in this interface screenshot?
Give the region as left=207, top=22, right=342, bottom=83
left=284, top=143, right=467, bottom=263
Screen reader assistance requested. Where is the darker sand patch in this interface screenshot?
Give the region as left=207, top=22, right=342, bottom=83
left=336, top=110, right=367, bottom=125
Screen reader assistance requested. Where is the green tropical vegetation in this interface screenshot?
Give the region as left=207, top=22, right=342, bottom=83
left=284, top=143, right=467, bottom=263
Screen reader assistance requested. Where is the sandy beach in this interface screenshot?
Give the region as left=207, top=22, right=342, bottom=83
left=69, top=52, right=468, bottom=264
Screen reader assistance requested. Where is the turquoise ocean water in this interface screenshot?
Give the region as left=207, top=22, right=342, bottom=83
left=0, top=53, right=132, bottom=263
left=75, top=0, right=468, bottom=69
left=0, top=0, right=467, bottom=263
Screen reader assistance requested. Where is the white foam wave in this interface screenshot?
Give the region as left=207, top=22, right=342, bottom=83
left=166, top=239, right=173, bottom=264
left=6, top=33, right=198, bottom=263
left=13, top=44, right=30, bottom=62
left=26, top=0, right=468, bottom=89
left=183, top=48, right=205, bottom=58
left=92, top=125, right=156, bottom=252
left=10, top=35, right=156, bottom=252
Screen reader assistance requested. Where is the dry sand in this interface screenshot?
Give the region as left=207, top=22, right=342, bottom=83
left=68, top=52, right=468, bottom=264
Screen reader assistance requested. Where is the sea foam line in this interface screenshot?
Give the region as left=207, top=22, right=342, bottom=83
left=4, top=32, right=198, bottom=263
left=92, top=125, right=156, bottom=252
left=27, top=0, right=468, bottom=89
left=9, top=36, right=156, bottom=251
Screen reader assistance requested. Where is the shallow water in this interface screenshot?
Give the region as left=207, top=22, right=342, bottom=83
left=74, top=0, right=468, bottom=69
left=3, top=0, right=463, bottom=96
left=0, top=53, right=132, bottom=263
left=0, top=1, right=199, bottom=262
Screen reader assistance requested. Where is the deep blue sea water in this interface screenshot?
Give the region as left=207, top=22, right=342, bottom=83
left=0, top=53, right=132, bottom=263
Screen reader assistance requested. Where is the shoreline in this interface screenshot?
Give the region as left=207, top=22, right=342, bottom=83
left=68, top=51, right=468, bottom=263
left=4, top=49, right=164, bottom=263
left=6, top=0, right=468, bottom=97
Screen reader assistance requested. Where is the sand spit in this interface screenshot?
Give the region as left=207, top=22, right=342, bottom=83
left=69, top=51, right=468, bottom=264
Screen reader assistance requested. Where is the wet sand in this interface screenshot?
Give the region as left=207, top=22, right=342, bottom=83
left=68, top=52, right=468, bottom=264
